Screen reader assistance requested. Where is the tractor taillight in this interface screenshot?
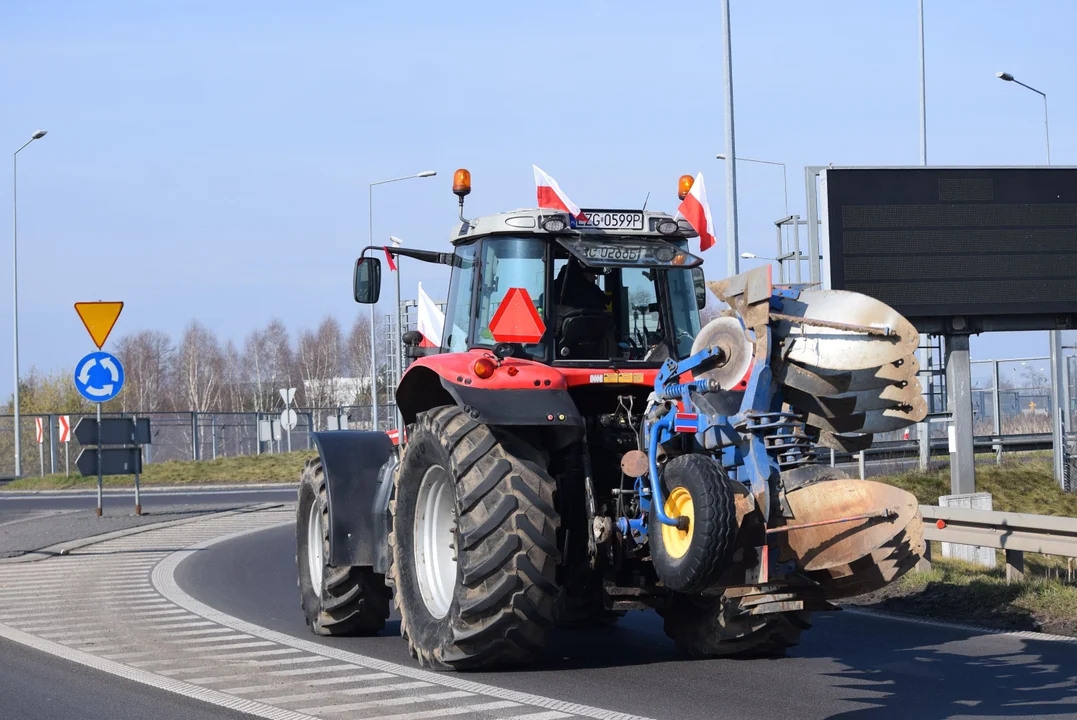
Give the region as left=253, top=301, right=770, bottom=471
left=473, top=357, right=496, bottom=379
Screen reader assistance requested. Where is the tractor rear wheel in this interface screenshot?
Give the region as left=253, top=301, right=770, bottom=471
left=387, top=406, right=560, bottom=670
left=296, top=459, right=392, bottom=635
left=660, top=592, right=811, bottom=658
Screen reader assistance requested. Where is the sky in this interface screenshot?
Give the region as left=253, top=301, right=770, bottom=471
left=1, top=0, right=1074, bottom=397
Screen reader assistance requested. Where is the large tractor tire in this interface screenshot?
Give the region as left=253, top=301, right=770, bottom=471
left=296, top=459, right=392, bottom=635
left=660, top=592, right=811, bottom=658
left=650, top=454, right=740, bottom=593
left=387, top=406, right=560, bottom=670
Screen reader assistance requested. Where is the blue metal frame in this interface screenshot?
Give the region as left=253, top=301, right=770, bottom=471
left=630, top=289, right=809, bottom=532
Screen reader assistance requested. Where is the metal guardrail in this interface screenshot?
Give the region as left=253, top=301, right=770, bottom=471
left=919, top=505, right=1077, bottom=581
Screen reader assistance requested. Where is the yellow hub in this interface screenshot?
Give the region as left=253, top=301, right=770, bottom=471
left=661, top=486, right=695, bottom=559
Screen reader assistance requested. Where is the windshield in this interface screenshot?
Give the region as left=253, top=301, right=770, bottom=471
left=552, top=240, right=700, bottom=362
left=475, top=237, right=548, bottom=358
left=465, top=235, right=702, bottom=363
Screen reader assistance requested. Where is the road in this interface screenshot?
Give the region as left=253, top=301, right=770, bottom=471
left=180, top=521, right=1077, bottom=720
left=0, top=635, right=255, bottom=720
left=0, top=497, right=1073, bottom=720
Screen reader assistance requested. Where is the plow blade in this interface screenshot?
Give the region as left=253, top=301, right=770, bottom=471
left=787, top=377, right=924, bottom=418
left=807, top=514, right=926, bottom=598
left=773, top=290, right=920, bottom=371
left=803, top=395, right=928, bottom=435
left=775, top=479, right=922, bottom=576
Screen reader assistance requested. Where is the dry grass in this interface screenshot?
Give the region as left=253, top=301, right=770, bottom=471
left=860, top=460, right=1077, bottom=635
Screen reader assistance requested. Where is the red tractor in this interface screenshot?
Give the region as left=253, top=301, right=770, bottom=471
left=296, top=170, right=925, bottom=670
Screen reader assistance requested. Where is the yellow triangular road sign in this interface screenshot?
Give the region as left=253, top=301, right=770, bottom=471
left=74, top=302, right=124, bottom=349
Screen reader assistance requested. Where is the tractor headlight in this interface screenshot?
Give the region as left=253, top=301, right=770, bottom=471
left=656, top=219, right=679, bottom=235
left=541, top=217, right=568, bottom=233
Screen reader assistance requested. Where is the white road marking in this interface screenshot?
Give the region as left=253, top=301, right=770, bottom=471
left=0, top=506, right=657, bottom=720
left=505, top=712, right=576, bottom=720
left=224, top=673, right=395, bottom=694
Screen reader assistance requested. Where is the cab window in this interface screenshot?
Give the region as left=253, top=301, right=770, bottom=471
left=475, top=237, right=547, bottom=358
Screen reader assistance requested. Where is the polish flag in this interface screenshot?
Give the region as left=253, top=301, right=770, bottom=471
left=676, top=172, right=716, bottom=252
left=383, top=246, right=397, bottom=271
left=417, top=282, right=444, bottom=348
left=533, top=165, right=587, bottom=221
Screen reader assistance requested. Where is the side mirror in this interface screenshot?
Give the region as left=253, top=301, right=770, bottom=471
left=691, top=267, right=707, bottom=310
left=402, top=330, right=423, bottom=347
left=354, top=257, right=382, bottom=304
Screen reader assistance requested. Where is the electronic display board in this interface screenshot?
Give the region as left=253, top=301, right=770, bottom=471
left=822, top=167, right=1077, bottom=333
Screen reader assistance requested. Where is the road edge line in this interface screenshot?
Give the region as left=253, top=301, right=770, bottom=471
left=0, top=620, right=320, bottom=720
left=154, top=516, right=657, bottom=720
left=842, top=606, right=1077, bottom=645
left=0, top=503, right=285, bottom=565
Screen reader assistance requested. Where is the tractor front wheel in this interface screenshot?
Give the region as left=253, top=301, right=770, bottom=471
left=388, top=406, right=561, bottom=670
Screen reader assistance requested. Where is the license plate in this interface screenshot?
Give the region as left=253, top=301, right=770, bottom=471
left=578, top=210, right=644, bottom=230
left=580, top=244, right=646, bottom=262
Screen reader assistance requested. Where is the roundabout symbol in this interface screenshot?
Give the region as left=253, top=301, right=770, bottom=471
left=74, top=351, right=125, bottom=403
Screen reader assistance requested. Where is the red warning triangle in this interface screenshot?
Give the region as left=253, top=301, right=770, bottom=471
left=488, top=287, right=546, bottom=344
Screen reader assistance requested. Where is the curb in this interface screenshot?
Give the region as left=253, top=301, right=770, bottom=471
left=0, top=502, right=287, bottom=565
left=0, top=482, right=297, bottom=495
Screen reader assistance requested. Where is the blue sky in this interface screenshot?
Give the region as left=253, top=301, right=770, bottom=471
left=1, top=0, right=1073, bottom=396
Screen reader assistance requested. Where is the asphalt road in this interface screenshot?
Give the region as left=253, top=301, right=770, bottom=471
left=0, top=635, right=256, bottom=720
left=178, top=522, right=1077, bottom=720
left=0, top=487, right=295, bottom=558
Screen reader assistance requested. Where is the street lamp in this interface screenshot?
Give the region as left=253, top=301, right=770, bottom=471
left=740, top=251, right=776, bottom=261
left=997, top=70, right=1063, bottom=484
left=716, top=153, right=788, bottom=217
left=368, top=171, right=436, bottom=432
left=11, top=129, right=47, bottom=478
left=996, top=71, right=1051, bottom=163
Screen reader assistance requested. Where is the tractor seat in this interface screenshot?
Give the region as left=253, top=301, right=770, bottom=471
left=557, top=311, right=616, bottom=360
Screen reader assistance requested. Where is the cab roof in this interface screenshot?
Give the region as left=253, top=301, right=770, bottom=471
left=449, top=208, right=699, bottom=245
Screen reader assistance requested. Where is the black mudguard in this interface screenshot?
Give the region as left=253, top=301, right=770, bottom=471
left=440, top=379, right=585, bottom=449
left=311, top=430, right=396, bottom=573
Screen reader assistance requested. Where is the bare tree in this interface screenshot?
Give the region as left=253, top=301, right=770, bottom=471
left=346, top=313, right=377, bottom=404
left=298, top=316, right=344, bottom=410
left=220, top=340, right=245, bottom=412
left=174, top=322, right=225, bottom=412
left=243, top=319, right=295, bottom=412
left=115, top=330, right=174, bottom=412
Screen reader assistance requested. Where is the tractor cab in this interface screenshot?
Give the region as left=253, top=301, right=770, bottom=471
left=354, top=170, right=709, bottom=370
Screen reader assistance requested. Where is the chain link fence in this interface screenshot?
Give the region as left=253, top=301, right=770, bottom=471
left=0, top=404, right=400, bottom=479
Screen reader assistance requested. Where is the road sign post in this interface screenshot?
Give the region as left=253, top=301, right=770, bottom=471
left=35, top=417, right=43, bottom=477
left=133, top=414, right=141, bottom=515
left=59, top=415, right=70, bottom=476
left=73, top=299, right=125, bottom=515
left=280, top=388, right=297, bottom=453
left=74, top=416, right=150, bottom=515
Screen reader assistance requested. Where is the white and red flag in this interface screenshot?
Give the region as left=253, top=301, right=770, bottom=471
left=676, top=172, right=716, bottom=252
left=417, top=282, right=444, bottom=348
left=533, top=165, right=587, bottom=221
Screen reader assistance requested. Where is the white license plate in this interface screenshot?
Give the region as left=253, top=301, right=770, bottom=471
left=578, top=210, right=644, bottom=230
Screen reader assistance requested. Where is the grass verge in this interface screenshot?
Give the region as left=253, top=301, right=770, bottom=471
left=857, top=459, right=1077, bottom=636
left=2, top=450, right=317, bottom=491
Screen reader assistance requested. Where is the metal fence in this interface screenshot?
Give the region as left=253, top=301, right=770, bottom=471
left=0, top=404, right=400, bottom=479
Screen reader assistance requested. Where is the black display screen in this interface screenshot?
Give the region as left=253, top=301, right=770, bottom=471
left=824, top=167, right=1077, bottom=331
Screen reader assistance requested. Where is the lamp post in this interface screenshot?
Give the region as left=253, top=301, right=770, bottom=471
left=11, top=129, right=47, bottom=478
left=996, top=70, right=1063, bottom=485
left=996, top=72, right=1051, bottom=163
left=716, top=153, right=788, bottom=217
left=368, top=171, right=435, bottom=432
